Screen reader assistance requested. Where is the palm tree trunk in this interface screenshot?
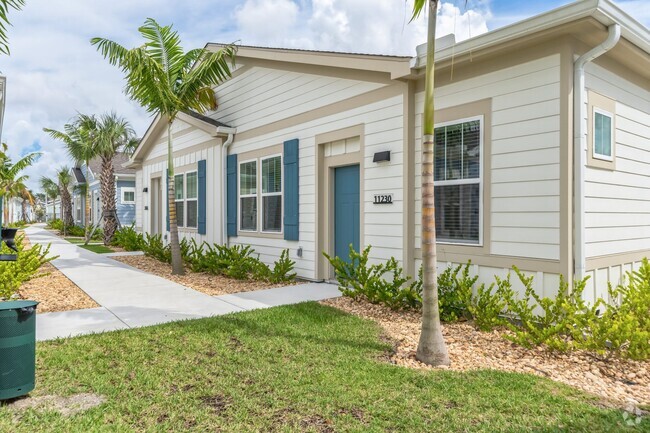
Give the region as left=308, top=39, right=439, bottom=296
left=100, top=155, right=118, bottom=245
left=84, top=160, right=92, bottom=245
left=167, top=122, right=185, bottom=275
left=21, top=199, right=27, bottom=222
left=416, top=0, right=450, bottom=367
left=60, top=186, right=73, bottom=236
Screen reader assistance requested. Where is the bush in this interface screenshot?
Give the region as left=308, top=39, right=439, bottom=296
left=438, top=263, right=475, bottom=322
left=141, top=233, right=171, bottom=263
left=47, top=218, right=63, bottom=231
left=268, top=249, right=297, bottom=283
left=0, top=234, right=56, bottom=300
left=324, top=245, right=421, bottom=310
left=112, top=224, right=145, bottom=251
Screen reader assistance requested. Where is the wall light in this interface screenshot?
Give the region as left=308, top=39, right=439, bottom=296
left=373, top=151, right=390, bottom=163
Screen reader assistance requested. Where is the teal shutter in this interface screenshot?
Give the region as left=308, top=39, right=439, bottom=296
left=165, top=169, right=170, bottom=231
left=198, top=160, right=207, bottom=235
left=283, top=139, right=299, bottom=241
left=226, top=154, right=237, bottom=237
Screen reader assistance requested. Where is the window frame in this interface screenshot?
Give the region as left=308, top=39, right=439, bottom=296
left=237, top=153, right=284, bottom=235
left=592, top=107, right=614, bottom=162
left=184, top=170, right=198, bottom=229
left=433, top=115, right=484, bottom=247
left=174, top=173, right=185, bottom=228
left=121, top=187, right=136, bottom=205
left=238, top=158, right=259, bottom=233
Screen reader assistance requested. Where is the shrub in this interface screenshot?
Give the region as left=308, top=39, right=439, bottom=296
left=0, top=234, right=56, bottom=300
left=66, top=225, right=85, bottom=237
left=141, top=233, right=171, bottom=263
left=324, top=245, right=421, bottom=310
left=47, top=219, right=63, bottom=231
left=438, top=263, right=476, bottom=322
left=112, top=224, right=145, bottom=251
left=267, top=249, right=297, bottom=283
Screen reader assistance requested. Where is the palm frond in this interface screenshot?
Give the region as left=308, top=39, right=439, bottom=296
left=411, top=0, right=430, bottom=21
left=0, top=0, right=24, bottom=55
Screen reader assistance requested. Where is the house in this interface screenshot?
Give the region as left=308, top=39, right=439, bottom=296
left=126, top=0, right=649, bottom=301
left=71, top=152, right=137, bottom=228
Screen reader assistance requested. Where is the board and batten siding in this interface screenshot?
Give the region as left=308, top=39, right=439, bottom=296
left=136, top=118, right=222, bottom=245
left=116, top=180, right=136, bottom=226
left=583, top=62, right=650, bottom=301
left=216, top=66, right=405, bottom=279
left=414, top=54, right=562, bottom=260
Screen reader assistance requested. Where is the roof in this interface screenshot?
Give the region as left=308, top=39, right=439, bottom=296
left=183, top=110, right=230, bottom=128
left=71, top=167, right=86, bottom=184
left=87, top=152, right=136, bottom=179
left=412, top=0, right=650, bottom=69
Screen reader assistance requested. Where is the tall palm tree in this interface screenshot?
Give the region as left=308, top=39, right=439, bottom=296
left=95, top=112, right=138, bottom=245
left=0, top=142, right=39, bottom=226
left=19, top=186, right=33, bottom=221
left=56, top=166, right=74, bottom=234
left=44, top=114, right=99, bottom=244
left=39, top=176, right=60, bottom=221
left=411, top=0, right=450, bottom=366
left=0, top=0, right=24, bottom=55
left=91, top=19, right=237, bottom=275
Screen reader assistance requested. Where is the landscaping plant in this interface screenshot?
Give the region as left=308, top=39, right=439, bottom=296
left=0, top=233, right=55, bottom=300
left=111, top=224, right=145, bottom=251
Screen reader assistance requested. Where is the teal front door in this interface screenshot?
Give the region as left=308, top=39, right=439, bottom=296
left=334, top=165, right=360, bottom=262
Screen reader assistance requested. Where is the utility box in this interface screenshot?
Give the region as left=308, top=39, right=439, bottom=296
left=0, top=300, right=38, bottom=400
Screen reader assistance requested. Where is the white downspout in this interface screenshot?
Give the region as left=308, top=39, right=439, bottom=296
left=217, top=127, right=236, bottom=246
left=573, top=24, right=620, bottom=281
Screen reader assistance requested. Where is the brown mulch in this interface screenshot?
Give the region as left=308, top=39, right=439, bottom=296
left=111, top=255, right=299, bottom=296
left=322, top=296, right=650, bottom=407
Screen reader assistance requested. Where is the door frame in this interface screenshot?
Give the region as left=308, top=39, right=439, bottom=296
left=150, top=176, right=163, bottom=235
left=316, top=124, right=365, bottom=281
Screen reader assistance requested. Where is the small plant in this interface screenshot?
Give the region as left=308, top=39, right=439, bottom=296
left=141, top=233, right=172, bottom=263
left=267, top=249, right=297, bottom=283
left=0, top=234, right=56, bottom=300
left=438, top=263, right=476, bottom=322
left=112, top=224, right=145, bottom=251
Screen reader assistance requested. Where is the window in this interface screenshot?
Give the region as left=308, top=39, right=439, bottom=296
left=434, top=117, right=482, bottom=245
left=174, top=174, right=184, bottom=227
left=121, top=187, right=135, bottom=204
left=239, top=155, right=283, bottom=233
left=240, top=160, right=257, bottom=231
left=593, top=108, right=613, bottom=161
left=261, top=156, right=282, bottom=232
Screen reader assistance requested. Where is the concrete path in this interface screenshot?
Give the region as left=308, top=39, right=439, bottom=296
left=25, top=225, right=340, bottom=341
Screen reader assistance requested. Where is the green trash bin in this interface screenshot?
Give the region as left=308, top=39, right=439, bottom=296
left=0, top=300, right=38, bottom=400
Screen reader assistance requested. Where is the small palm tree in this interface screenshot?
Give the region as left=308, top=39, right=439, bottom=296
left=0, top=0, right=24, bottom=55
left=92, top=18, right=237, bottom=275
left=39, top=176, right=60, bottom=221
left=95, top=112, right=138, bottom=245
left=411, top=0, right=450, bottom=366
left=44, top=114, right=99, bottom=244
left=0, top=142, right=39, bottom=226
left=56, top=166, right=74, bottom=234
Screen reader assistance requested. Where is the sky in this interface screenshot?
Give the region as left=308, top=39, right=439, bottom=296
left=0, top=0, right=647, bottom=191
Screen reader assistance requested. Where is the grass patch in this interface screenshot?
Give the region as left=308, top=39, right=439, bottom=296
left=0, top=303, right=643, bottom=432
left=63, top=237, right=85, bottom=244
left=77, top=244, right=114, bottom=254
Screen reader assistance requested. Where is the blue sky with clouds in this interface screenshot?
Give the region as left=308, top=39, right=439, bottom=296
left=0, top=0, right=647, bottom=191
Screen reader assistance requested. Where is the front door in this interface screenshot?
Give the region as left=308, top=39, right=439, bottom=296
left=334, top=165, right=360, bottom=262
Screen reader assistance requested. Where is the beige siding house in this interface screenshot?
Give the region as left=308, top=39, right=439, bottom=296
left=127, top=0, right=649, bottom=299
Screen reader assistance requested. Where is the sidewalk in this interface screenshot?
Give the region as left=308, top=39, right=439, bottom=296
left=25, top=225, right=340, bottom=341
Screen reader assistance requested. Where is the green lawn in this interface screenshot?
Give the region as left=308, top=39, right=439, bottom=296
left=63, top=237, right=86, bottom=244
left=1, top=303, right=643, bottom=432
left=77, top=244, right=114, bottom=254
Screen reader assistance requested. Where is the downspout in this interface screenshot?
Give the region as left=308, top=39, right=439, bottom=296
left=573, top=24, right=620, bottom=281
left=217, top=127, right=236, bottom=246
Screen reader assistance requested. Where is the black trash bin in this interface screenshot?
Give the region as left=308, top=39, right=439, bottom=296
left=0, top=300, right=38, bottom=400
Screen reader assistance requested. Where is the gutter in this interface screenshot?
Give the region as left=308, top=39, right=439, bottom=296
left=573, top=24, right=620, bottom=281
left=216, top=126, right=236, bottom=246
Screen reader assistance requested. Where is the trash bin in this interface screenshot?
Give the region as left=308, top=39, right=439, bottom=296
left=0, top=300, right=38, bottom=400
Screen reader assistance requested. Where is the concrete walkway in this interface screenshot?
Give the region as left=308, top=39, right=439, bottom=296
left=25, top=225, right=340, bottom=341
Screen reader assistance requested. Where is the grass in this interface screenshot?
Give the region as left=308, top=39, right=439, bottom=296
left=0, top=303, right=644, bottom=432
left=77, top=244, right=114, bottom=254
left=63, top=237, right=86, bottom=244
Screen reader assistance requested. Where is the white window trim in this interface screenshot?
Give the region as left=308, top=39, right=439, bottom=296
left=185, top=170, right=198, bottom=229
left=121, top=187, right=136, bottom=205
left=261, top=154, right=283, bottom=234
left=174, top=173, right=185, bottom=228
left=434, top=115, right=484, bottom=247
left=238, top=158, right=258, bottom=233
left=592, top=107, right=614, bottom=162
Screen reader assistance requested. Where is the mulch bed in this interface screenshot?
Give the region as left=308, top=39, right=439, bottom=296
left=111, top=255, right=299, bottom=296
left=322, top=296, right=650, bottom=407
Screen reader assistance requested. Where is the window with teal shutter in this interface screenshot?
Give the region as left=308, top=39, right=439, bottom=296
left=198, top=160, right=207, bottom=234
left=227, top=154, right=238, bottom=237
left=283, top=139, right=299, bottom=241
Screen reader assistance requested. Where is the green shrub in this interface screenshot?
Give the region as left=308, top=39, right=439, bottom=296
left=66, top=225, right=85, bottom=237
left=0, top=234, right=56, bottom=300
left=47, top=218, right=63, bottom=231
left=438, top=263, right=475, bottom=322
left=267, top=249, right=297, bottom=283
left=324, top=245, right=420, bottom=310
left=141, top=233, right=171, bottom=263
left=112, top=224, right=145, bottom=251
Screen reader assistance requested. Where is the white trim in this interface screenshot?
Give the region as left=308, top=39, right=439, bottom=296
left=592, top=107, right=614, bottom=161
left=121, top=187, right=136, bottom=205
left=238, top=158, right=258, bottom=233
left=260, top=153, right=283, bottom=234
left=433, top=115, right=484, bottom=247
left=185, top=170, right=198, bottom=229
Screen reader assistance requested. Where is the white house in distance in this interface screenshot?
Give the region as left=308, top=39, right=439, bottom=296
left=126, top=0, right=649, bottom=302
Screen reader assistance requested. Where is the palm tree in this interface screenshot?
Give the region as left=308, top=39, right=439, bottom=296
left=44, top=114, right=99, bottom=244
left=56, top=166, right=74, bottom=234
left=39, top=176, right=60, bottom=221
left=95, top=112, right=138, bottom=245
left=19, top=186, right=33, bottom=221
left=411, top=0, right=450, bottom=366
left=0, top=0, right=24, bottom=55
left=91, top=19, right=237, bottom=275
left=0, top=142, right=39, bottom=226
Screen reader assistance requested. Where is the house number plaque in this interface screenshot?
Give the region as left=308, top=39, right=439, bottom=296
left=373, top=194, right=393, bottom=204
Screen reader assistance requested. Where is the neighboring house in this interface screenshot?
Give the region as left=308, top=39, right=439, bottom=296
left=5, top=196, right=32, bottom=223
left=71, top=152, right=137, bottom=227
left=126, top=0, right=649, bottom=301
left=45, top=197, right=61, bottom=222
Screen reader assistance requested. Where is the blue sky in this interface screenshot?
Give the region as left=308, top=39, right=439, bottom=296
left=0, top=0, right=647, bottom=191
